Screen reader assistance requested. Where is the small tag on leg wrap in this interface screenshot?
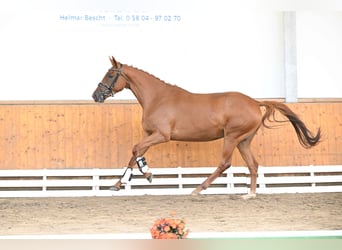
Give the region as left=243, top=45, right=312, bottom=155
left=120, top=167, right=133, bottom=184
left=136, top=156, right=149, bottom=174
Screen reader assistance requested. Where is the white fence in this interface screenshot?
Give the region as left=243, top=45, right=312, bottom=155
left=0, top=166, right=341, bottom=197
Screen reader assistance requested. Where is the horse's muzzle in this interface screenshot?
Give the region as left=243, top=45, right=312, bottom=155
left=92, top=91, right=105, bottom=103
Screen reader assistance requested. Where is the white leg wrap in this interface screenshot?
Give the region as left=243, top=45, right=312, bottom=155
left=120, top=167, right=133, bottom=184
left=136, top=157, right=150, bottom=174
left=140, top=165, right=149, bottom=174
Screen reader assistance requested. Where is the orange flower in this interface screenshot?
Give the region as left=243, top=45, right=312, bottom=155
left=166, top=233, right=178, bottom=239
left=168, top=219, right=176, bottom=229
left=151, top=216, right=189, bottom=239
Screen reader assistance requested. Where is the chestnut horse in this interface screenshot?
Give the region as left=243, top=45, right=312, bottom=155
left=92, top=56, right=321, bottom=199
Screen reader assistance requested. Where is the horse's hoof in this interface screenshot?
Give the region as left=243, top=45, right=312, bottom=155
left=191, top=189, right=201, bottom=196
left=145, top=172, right=153, bottom=183
left=109, top=186, right=120, bottom=191
left=241, top=193, right=256, bottom=200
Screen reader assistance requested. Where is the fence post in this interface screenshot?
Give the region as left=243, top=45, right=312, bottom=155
left=92, top=169, right=100, bottom=194
left=226, top=171, right=234, bottom=189
left=42, top=169, right=47, bottom=192
left=177, top=166, right=183, bottom=190
left=310, top=165, right=316, bottom=188
left=258, top=167, right=266, bottom=192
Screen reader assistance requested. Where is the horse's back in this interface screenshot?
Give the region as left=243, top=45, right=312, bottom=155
left=175, top=90, right=261, bottom=117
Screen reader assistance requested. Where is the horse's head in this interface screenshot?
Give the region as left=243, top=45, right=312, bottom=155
left=92, top=56, right=127, bottom=103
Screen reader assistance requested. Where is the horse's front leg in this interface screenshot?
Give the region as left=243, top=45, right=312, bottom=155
left=111, top=131, right=169, bottom=191
left=121, top=152, right=153, bottom=182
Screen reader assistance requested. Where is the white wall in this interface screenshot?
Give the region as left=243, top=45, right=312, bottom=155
left=0, top=0, right=285, bottom=100
left=0, top=1, right=340, bottom=101
left=297, top=11, right=342, bottom=98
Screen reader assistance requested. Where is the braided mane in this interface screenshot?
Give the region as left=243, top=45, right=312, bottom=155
left=128, top=65, right=173, bottom=86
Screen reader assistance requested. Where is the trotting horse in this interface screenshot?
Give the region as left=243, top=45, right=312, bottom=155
left=92, top=56, right=321, bottom=199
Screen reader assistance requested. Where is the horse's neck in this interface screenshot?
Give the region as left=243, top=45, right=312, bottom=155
left=125, top=66, right=169, bottom=108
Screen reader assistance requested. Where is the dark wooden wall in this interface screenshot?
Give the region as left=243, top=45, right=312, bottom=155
left=0, top=101, right=341, bottom=169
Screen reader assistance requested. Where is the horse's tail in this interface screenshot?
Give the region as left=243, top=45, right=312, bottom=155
left=259, top=101, right=321, bottom=148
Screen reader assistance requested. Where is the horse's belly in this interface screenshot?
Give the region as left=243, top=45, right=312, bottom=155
left=170, top=126, right=224, bottom=142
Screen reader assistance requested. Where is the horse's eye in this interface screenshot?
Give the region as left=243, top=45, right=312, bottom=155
left=108, top=75, right=113, bottom=78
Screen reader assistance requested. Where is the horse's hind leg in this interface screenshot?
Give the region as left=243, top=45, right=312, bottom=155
left=191, top=137, right=236, bottom=195
left=237, top=135, right=259, bottom=199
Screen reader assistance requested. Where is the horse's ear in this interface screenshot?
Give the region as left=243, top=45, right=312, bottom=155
left=109, top=56, right=118, bottom=68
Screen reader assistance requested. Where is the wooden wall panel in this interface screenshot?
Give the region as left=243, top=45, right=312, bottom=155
left=0, top=102, right=341, bottom=169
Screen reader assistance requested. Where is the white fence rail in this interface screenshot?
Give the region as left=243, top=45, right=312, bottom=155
left=0, top=166, right=341, bottom=197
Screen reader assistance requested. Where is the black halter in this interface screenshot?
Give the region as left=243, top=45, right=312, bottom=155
left=97, top=64, right=123, bottom=97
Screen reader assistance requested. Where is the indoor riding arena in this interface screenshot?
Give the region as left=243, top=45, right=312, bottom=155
left=0, top=1, right=341, bottom=250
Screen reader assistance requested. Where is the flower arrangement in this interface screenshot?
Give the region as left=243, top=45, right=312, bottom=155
left=150, top=214, right=189, bottom=239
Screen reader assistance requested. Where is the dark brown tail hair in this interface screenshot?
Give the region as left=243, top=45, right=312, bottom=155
left=259, top=101, right=321, bottom=148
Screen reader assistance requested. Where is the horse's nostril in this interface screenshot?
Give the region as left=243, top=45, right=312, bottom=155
left=92, top=92, right=101, bottom=102
left=93, top=93, right=105, bottom=103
